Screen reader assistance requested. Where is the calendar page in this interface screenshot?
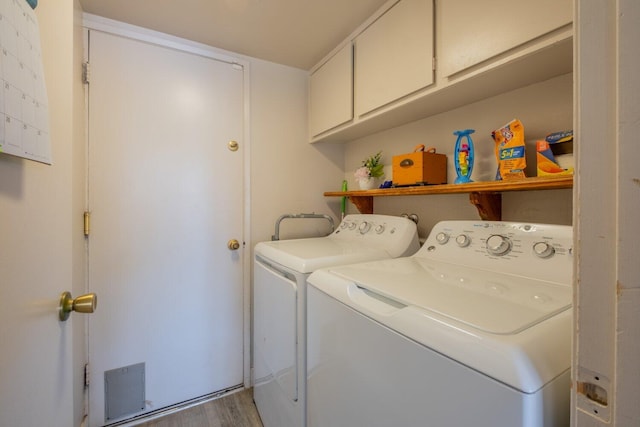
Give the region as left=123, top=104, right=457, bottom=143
left=0, top=0, right=51, bottom=164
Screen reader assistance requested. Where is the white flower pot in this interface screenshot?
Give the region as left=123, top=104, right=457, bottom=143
left=358, top=177, right=377, bottom=190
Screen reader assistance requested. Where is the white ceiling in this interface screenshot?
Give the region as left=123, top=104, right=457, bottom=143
left=78, top=0, right=388, bottom=70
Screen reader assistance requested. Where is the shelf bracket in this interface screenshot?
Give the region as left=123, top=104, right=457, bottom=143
left=469, top=192, right=501, bottom=221
left=348, top=196, right=373, bottom=214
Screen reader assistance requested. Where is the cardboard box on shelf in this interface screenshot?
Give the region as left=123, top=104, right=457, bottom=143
left=392, top=149, right=447, bottom=186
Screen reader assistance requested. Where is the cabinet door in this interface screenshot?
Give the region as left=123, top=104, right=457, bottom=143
left=355, top=0, right=434, bottom=117
left=309, top=43, right=353, bottom=137
left=440, top=0, right=572, bottom=77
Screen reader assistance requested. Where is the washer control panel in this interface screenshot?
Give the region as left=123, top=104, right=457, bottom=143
left=332, top=214, right=420, bottom=258
left=421, top=221, right=573, bottom=284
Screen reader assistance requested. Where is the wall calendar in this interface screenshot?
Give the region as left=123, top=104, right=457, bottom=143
left=0, top=0, right=51, bottom=164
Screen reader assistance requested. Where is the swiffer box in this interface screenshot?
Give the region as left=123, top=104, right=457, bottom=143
left=536, top=130, right=574, bottom=176
left=392, top=149, right=447, bottom=186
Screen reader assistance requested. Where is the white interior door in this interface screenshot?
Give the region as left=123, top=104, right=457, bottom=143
left=0, top=1, right=74, bottom=425
left=87, top=30, right=245, bottom=425
left=0, top=191, right=74, bottom=427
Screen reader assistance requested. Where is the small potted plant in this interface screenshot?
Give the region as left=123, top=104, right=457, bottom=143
left=354, top=151, right=384, bottom=190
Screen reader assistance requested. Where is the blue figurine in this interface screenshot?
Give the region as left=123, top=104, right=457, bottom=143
left=454, top=129, right=475, bottom=184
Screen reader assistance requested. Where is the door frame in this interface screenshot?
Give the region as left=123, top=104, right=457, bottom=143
left=82, top=13, right=253, bottom=388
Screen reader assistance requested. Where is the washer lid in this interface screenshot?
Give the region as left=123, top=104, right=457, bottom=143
left=328, top=257, right=571, bottom=335
left=255, top=238, right=389, bottom=273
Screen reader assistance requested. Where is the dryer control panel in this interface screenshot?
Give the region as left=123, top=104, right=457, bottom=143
left=420, top=221, right=573, bottom=285
left=332, top=214, right=420, bottom=258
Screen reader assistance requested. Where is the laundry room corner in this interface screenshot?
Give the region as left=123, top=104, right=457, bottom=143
left=248, top=58, right=345, bottom=250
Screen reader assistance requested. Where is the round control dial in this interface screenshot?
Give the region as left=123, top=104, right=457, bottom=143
left=375, top=224, right=385, bottom=234
left=358, top=221, right=371, bottom=234
left=455, top=234, right=471, bottom=247
left=435, top=232, right=450, bottom=245
left=533, top=241, right=555, bottom=258
left=340, top=221, right=349, bottom=229
left=486, top=234, right=512, bottom=256
left=348, top=222, right=357, bottom=230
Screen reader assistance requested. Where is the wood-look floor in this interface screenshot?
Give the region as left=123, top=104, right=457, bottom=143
left=134, top=389, right=263, bottom=427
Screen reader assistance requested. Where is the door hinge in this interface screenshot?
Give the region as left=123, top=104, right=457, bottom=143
left=82, top=62, right=90, bottom=84
left=432, top=56, right=436, bottom=71
left=84, top=211, right=91, bottom=237
left=84, top=363, right=90, bottom=388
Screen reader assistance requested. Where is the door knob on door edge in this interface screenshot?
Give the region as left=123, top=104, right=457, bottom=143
left=227, top=239, right=241, bottom=250
left=59, top=292, right=97, bottom=321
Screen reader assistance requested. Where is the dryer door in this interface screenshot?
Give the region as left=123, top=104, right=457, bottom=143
left=253, top=258, right=298, bottom=402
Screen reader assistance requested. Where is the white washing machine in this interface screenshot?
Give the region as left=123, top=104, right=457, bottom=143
left=253, top=214, right=420, bottom=427
left=307, top=220, right=573, bottom=427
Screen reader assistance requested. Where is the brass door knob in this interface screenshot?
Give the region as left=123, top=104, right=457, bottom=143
left=59, top=291, right=97, bottom=321
left=227, top=239, right=241, bottom=250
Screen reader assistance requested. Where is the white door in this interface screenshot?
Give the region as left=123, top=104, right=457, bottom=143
left=0, top=1, right=74, bottom=425
left=86, top=30, right=245, bottom=425
left=0, top=202, right=74, bottom=427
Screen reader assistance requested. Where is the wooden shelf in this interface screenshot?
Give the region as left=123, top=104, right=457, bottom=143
left=325, top=175, right=573, bottom=221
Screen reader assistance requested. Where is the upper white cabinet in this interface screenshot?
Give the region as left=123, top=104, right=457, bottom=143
left=354, top=0, right=434, bottom=116
left=309, top=43, right=354, bottom=137
left=440, top=0, right=572, bottom=77
left=309, top=0, right=573, bottom=143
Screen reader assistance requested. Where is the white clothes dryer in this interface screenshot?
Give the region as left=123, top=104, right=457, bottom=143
left=307, top=220, right=573, bottom=427
left=253, top=214, right=420, bottom=427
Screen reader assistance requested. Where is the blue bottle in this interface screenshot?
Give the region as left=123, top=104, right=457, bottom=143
left=454, top=129, right=475, bottom=184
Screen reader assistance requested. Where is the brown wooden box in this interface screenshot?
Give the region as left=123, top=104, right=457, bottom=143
left=392, top=151, right=447, bottom=186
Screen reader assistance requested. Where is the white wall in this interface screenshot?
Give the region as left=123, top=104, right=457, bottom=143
left=249, top=59, right=344, bottom=246
left=343, top=73, right=573, bottom=238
